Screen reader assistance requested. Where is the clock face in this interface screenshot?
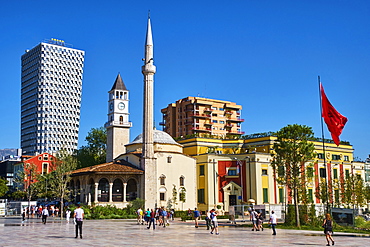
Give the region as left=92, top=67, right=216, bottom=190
left=118, top=102, right=125, bottom=110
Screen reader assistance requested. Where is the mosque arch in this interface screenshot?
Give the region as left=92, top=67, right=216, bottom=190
left=126, top=178, right=137, bottom=202
left=76, top=179, right=81, bottom=202
left=70, top=180, right=75, bottom=201
left=112, top=178, right=123, bottom=202
left=88, top=178, right=95, bottom=203
left=98, top=178, right=109, bottom=202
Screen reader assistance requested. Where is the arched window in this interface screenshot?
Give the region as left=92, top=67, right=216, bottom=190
left=98, top=178, right=109, bottom=202
left=159, top=175, right=166, bottom=186
left=119, top=116, right=123, bottom=124
left=167, top=155, right=172, bottom=163
left=179, top=176, right=185, bottom=186
left=126, top=179, right=137, bottom=201
left=112, top=179, right=123, bottom=202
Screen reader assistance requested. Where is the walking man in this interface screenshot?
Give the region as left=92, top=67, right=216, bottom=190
left=269, top=210, right=277, bottom=235
left=42, top=206, right=49, bottom=224
left=74, top=203, right=84, bottom=239
left=210, top=209, right=219, bottom=235
left=251, top=208, right=258, bottom=231
left=147, top=209, right=156, bottom=230
left=193, top=208, right=201, bottom=228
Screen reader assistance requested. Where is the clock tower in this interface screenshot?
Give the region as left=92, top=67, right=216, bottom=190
left=105, top=73, right=132, bottom=162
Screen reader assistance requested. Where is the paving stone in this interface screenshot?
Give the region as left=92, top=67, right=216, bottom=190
left=0, top=217, right=368, bottom=246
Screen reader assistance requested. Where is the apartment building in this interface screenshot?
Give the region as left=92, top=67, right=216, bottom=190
left=160, top=97, right=244, bottom=138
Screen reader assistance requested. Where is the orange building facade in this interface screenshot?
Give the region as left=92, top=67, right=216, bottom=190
left=160, top=96, right=244, bottom=138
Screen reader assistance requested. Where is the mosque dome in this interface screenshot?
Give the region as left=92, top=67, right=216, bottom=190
left=130, top=129, right=180, bottom=146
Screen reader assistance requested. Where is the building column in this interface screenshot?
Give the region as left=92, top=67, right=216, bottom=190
left=109, top=182, right=113, bottom=202
left=123, top=183, right=127, bottom=202
left=94, top=183, right=99, bottom=203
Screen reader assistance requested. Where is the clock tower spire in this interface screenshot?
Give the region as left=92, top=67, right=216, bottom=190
left=105, top=73, right=132, bottom=162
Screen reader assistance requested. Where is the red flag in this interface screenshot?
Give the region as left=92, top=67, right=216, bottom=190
left=320, top=83, right=348, bottom=146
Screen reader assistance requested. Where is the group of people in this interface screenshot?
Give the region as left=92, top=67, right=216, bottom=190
left=250, top=208, right=265, bottom=231
left=22, top=203, right=85, bottom=239
left=22, top=205, right=60, bottom=221
left=136, top=207, right=175, bottom=230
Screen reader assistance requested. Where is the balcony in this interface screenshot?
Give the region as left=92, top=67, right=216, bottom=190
left=226, top=118, right=244, bottom=122
left=190, top=112, right=211, bottom=118
left=225, top=110, right=233, bottom=115
left=225, top=123, right=233, bottom=128
left=227, top=130, right=245, bottom=135
left=191, top=127, right=211, bottom=132
left=203, top=108, right=213, bottom=112
left=204, top=122, right=212, bottom=126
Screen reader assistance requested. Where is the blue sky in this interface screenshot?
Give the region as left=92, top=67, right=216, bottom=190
left=0, top=0, right=369, bottom=160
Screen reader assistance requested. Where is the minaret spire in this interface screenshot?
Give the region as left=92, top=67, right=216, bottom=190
left=142, top=15, right=157, bottom=209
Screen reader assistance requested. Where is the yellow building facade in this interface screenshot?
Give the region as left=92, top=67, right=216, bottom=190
left=177, top=135, right=364, bottom=212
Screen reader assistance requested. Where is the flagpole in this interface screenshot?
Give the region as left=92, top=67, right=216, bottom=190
left=318, top=76, right=330, bottom=213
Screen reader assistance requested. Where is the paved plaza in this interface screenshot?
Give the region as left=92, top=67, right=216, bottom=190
left=0, top=217, right=369, bottom=246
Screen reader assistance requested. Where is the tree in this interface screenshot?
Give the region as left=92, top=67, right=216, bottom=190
left=14, top=162, right=41, bottom=206
left=49, top=150, right=77, bottom=218
left=75, top=127, right=107, bottom=168
left=271, top=124, right=316, bottom=227
left=0, top=178, right=8, bottom=197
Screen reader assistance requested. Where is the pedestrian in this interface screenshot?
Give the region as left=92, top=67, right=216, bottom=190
left=269, top=210, right=277, bottom=235
left=251, top=208, right=258, bottom=231
left=42, top=206, right=49, bottom=224
left=137, top=207, right=143, bottom=225
left=187, top=208, right=192, bottom=217
left=210, top=209, right=219, bottom=235
left=147, top=209, right=156, bottom=230
left=145, top=208, right=150, bottom=225
left=205, top=210, right=212, bottom=230
left=171, top=209, right=175, bottom=221
left=74, top=203, right=84, bottom=239
left=162, top=209, right=168, bottom=227
left=257, top=210, right=264, bottom=231
left=193, top=208, right=201, bottom=228
left=66, top=208, right=71, bottom=223
left=322, top=213, right=334, bottom=246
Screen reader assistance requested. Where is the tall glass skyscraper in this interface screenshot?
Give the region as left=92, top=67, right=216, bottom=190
left=21, top=39, right=85, bottom=155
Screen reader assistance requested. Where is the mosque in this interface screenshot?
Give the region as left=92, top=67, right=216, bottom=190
left=70, top=17, right=197, bottom=210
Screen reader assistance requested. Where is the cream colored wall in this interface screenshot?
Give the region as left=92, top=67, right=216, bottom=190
left=156, top=152, right=197, bottom=211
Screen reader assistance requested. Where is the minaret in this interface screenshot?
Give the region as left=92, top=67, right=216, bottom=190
left=141, top=16, right=157, bottom=209
left=105, top=73, right=132, bottom=162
